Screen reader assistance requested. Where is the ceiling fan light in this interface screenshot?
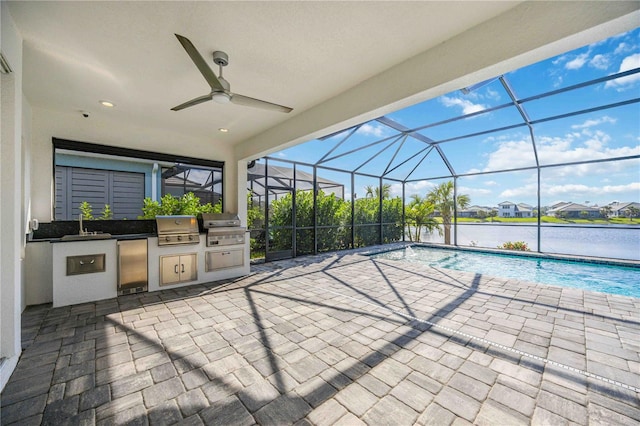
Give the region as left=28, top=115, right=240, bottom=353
left=212, top=92, right=230, bottom=104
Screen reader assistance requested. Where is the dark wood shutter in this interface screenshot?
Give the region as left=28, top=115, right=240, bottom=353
left=55, top=166, right=144, bottom=220
left=111, top=171, right=145, bottom=219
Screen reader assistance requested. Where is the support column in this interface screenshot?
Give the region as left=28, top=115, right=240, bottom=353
left=1, top=2, right=25, bottom=391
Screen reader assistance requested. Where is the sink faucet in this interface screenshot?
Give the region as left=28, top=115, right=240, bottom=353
left=79, top=213, right=86, bottom=235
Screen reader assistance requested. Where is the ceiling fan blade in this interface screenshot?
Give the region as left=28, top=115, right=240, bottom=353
left=171, top=93, right=213, bottom=111
left=174, top=34, right=224, bottom=92
left=230, top=93, right=293, bottom=113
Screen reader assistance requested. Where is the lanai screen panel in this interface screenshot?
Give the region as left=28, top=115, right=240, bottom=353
left=258, top=27, right=640, bottom=260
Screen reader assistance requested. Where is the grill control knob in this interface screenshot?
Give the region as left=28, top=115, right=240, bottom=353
left=177, top=235, right=183, bottom=241
left=165, top=236, right=171, bottom=242
left=188, top=235, right=194, bottom=240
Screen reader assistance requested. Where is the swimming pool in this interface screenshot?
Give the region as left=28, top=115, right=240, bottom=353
left=369, top=245, right=640, bottom=298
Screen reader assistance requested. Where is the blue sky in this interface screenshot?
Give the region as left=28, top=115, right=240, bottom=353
left=273, top=27, right=640, bottom=208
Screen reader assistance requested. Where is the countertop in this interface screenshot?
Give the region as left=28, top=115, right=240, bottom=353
left=30, top=233, right=158, bottom=243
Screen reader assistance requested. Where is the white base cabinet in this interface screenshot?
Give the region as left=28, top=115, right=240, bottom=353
left=51, top=239, right=117, bottom=307
left=25, top=234, right=251, bottom=307
left=147, top=236, right=250, bottom=293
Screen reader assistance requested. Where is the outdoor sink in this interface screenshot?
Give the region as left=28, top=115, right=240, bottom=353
left=60, top=233, right=112, bottom=241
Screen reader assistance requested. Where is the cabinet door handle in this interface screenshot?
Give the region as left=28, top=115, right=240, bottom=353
left=174, top=265, right=179, bottom=274
left=181, top=264, right=185, bottom=273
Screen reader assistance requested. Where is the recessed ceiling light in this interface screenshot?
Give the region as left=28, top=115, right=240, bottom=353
left=99, top=100, right=115, bottom=108
left=218, top=128, right=229, bottom=133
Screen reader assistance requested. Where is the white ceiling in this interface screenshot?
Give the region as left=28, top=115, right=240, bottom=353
left=7, top=1, right=638, bottom=163
left=7, top=1, right=522, bottom=147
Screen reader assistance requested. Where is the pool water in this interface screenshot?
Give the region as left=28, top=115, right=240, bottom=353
left=370, top=246, right=640, bottom=298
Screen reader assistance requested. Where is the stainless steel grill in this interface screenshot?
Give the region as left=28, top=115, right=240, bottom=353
left=202, top=212, right=241, bottom=228
left=202, top=213, right=245, bottom=247
left=155, top=215, right=200, bottom=246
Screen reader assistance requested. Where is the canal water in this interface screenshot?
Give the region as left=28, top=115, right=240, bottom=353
left=415, top=224, right=640, bottom=261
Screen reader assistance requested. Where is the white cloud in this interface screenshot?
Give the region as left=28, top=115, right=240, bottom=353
left=565, top=52, right=589, bottom=70
left=589, top=54, right=610, bottom=70
left=499, top=182, right=640, bottom=204
left=614, top=42, right=636, bottom=55
left=462, top=127, right=640, bottom=178
left=482, top=139, right=537, bottom=171
left=389, top=182, right=403, bottom=198
left=485, top=88, right=501, bottom=101
left=440, top=96, right=486, bottom=115
left=465, top=168, right=483, bottom=175
left=536, top=133, right=639, bottom=170
left=570, top=116, right=617, bottom=129
left=357, top=123, right=388, bottom=138
left=500, top=183, right=537, bottom=200
left=605, top=53, right=640, bottom=90
left=542, top=182, right=640, bottom=197
left=552, top=75, right=563, bottom=88
left=552, top=54, right=567, bottom=66
left=402, top=180, right=437, bottom=196
left=458, top=186, right=492, bottom=198
left=484, top=181, right=498, bottom=186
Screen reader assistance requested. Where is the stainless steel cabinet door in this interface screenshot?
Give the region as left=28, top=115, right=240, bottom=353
left=160, top=255, right=181, bottom=286
left=179, top=254, right=197, bottom=282
left=160, top=253, right=197, bottom=286
left=118, top=239, right=148, bottom=288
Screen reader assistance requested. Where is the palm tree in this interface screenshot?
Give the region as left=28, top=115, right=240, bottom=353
left=405, top=194, right=438, bottom=241
left=364, top=185, right=375, bottom=198
left=426, top=181, right=470, bottom=245
left=364, top=183, right=391, bottom=199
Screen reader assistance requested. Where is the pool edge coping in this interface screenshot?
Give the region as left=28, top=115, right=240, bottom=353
left=361, top=242, right=640, bottom=269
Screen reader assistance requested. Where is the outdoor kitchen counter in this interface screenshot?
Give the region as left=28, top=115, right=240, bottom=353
left=24, top=233, right=249, bottom=308
left=147, top=236, right=250, bottom=293
left=29, top=232, right=157, bottom=242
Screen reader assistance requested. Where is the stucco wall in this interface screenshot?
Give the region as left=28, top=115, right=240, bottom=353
left=1, top=0, right=25, bottom=390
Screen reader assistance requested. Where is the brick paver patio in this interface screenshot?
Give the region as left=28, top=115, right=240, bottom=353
left=1, top=245, right=639, bottom=425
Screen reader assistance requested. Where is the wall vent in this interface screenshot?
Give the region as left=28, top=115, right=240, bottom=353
left=0, top=52, right=13, bottom=74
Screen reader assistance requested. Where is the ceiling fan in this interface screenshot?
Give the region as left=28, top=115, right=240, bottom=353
left=171, top=34, right=292, bottom=113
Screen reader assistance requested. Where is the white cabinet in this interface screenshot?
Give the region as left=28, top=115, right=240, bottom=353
left=160, top=253, right=197, bottom=286
left=52, top=239, right=117, bottom=307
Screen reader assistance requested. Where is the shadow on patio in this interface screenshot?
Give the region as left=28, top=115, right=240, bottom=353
left=1, top=249, right=639, bottom=424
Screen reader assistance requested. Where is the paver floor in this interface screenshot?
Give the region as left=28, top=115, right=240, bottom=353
left=1, top=244, right=639, bottom=425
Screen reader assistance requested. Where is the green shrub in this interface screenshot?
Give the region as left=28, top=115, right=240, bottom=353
left=498, top=241, right=530, bottom=251
left=79, top=201, right=94, bottom=220
left=99, top=204, right=113, bottom=220
left=268, top=190, right=354, bottom=253
left=266, top=190, right=403, bottom=252
left=77, top=202, right=114, bottom=220
left=139, top=193, right=221, bottom=219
